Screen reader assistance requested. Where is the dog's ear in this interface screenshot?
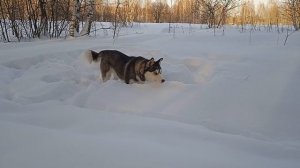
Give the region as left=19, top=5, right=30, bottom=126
left=155, top=58, right=163, bottom=74
left=147, top=58, right=155, bottom=67
left=150, top=57, right=155, bottom=65
left=157, top=58, right=163, bottom=64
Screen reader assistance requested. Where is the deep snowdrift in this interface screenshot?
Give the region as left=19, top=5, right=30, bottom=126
left=1, top=23, right=300, bottom=168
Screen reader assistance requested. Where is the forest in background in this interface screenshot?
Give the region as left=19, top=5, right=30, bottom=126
left=0, top=0, right=299, bottom=42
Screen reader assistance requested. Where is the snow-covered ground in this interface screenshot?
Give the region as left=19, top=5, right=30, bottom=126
left=1, top=23, right=300, bottom=168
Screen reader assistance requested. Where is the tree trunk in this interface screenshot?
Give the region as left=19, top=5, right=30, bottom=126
left=0, top=0, right=10, bottom=42
left=80, top=0, right=95, bottom=36
left=69, top=0, right=80, bottom=37
left=39, top=0, right=48, bottom=37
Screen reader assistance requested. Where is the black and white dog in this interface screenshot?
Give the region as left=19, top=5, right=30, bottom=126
left=85, top=50, right=165, bottom=84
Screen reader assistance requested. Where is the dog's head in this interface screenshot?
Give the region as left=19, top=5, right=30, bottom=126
left=144, top=58, right=165, bottom=83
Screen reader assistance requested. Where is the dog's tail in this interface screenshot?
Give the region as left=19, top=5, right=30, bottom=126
left=83, top=50, right=101, bottom=64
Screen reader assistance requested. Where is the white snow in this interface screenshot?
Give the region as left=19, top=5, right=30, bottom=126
left=1, top=23, right=300, bottom=168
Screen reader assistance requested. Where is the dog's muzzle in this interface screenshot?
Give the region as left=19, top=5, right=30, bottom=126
left=144, top=71, right=165, bottom=83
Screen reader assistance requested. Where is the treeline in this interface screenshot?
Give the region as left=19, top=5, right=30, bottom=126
left=0, top=0, right=299, bottom=42
left=0, top=0, right=73, bottom=41
left=232, top=0, right=300, bottom=31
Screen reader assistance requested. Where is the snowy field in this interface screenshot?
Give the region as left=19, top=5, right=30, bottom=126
left=1, top=23, right=300, bottom=168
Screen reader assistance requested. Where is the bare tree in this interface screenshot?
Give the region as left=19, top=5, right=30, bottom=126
left=152, top=1, right=166, bottom=23
left=168, top=0, right=173, bottom=33
left=69, top=0, right=81, bottom=37
left=39, top=0, right=48, bottom=37
left=239, top=0, right=255, bottom=32
left=48, top=0, right=71, bottom=38
left=112, top=0, right=121, bottom=39
left=200, top=0, right=220, bottom=29
left=0, top=0, right=10, bottom=41
left=283, top=0, right=300, bottom=30
left=217, top=0, right=238, bottom=27
left=80, top=0, right=95, bottom=36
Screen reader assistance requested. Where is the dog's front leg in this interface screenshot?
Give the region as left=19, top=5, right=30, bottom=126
left=139, top=74, right=145, bottom=82
left=124, top=73, right=131, bottom=84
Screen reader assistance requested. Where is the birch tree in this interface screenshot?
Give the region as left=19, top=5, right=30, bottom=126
left=69, top=0, right=81, bottom=37
left=283, top=0, right=300, bottom=30
left=152, top=1, right=167, bottom=23
left=80, top=0, right=95, bottom=36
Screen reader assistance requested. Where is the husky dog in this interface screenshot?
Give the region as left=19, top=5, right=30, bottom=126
left=85, top=50, right=165, bottom=84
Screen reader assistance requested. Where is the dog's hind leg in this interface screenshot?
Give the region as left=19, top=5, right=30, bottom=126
left=111, top=69, right=119, bottom=80
left=100, top=62, right=111, bottom=82
left=101, top=69, right=112, bottom=82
